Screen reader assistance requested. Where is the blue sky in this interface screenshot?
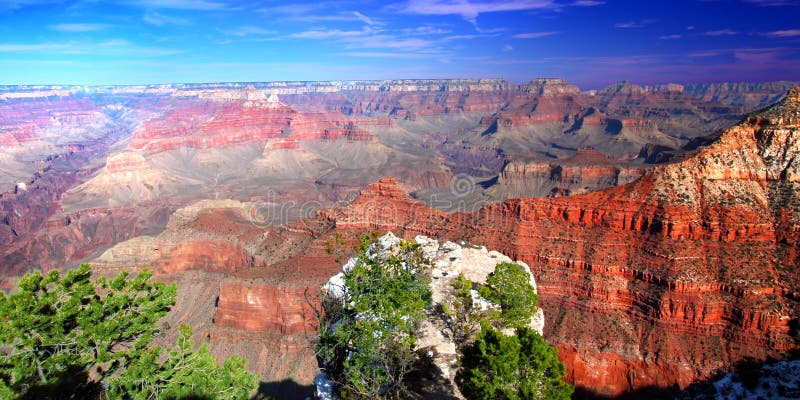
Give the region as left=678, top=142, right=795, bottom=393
left=0, top=0, right=798, bottom=88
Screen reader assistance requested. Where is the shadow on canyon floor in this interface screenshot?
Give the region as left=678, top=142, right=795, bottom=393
left=573, top=350, right=800, bottom=400
left=573, top=385, right=680, bottom=400
left=255, top=379, right=314, bottom=400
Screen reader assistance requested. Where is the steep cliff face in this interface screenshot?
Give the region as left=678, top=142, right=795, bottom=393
left=1, top=81, right=798, bottom=396
left=128, top=95, right=379, bottom=154
left=681, top=81, right=797, bottom=108
left=0, top=96, right=116, bottom=190
left=320, top=89, right=800, bottom=395
left=489, top=149, right=646, bottom=198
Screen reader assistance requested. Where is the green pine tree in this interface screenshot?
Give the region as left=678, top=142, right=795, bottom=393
left=107, top=324, right=256, bottom=400
left=478, top=262, right=539, bottom=329
left=316, top=236, right=433, bottom=399
left=456, top=324, right=573, bottom=400
left=0, top=264, right=257, bottom=399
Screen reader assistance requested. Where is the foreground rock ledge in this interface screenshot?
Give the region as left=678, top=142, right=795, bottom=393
left=317, top=232, right=545, bottom=400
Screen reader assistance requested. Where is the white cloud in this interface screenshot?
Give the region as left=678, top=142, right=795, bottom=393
left=288, top=27, right=377, bottom=39
left=512, top=31, right=559, bottom=38
left=399, top=0, right=556, bottom=23
left=340, top=51, right=432, bottom=58
left=402, top=26, right=453, bottom=35
left=475, top=26, right=506, bottom=33
left=0, top=43, right=69, bottom=52
left=0, top=0, right=61, bottom=12
left=0, top=39, right=182, bottom=56
left=704, top=29, right=737, bottom=36
left=658, top=34, right=682, bottom=40
left=502, top=44, right=513, bottom=51
left=221, top=26, right=277, bottom=37
left=143, top=12, right=189, bottom=26
left=570, top=0, right=604, bottom=5
left=442, top=33, right=497, bottom=40
left=49, top=23, right=110, bottom=32
left=258, top=3, right=375, bottom=25
left=614, top=20, right=655, bottom=29
left=743, top=0, right=800, bottom=6
left=688, top=50, right=722, bottom=58
left=346, top=35, right=435, bottom=50
left=353, top=11, right=377, bottom=26
left=120, top=0, right=227, bottom=10
left=765, top=29, right=800, bottom=37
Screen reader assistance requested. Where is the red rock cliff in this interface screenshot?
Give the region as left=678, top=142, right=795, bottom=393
left=320, top=89, right=800, bottom=396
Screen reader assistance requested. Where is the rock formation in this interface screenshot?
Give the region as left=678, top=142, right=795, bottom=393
left=318, top=89, right=800, bottom=395
left=1, top=81, right=798, bottom=397
left=318, top=232, right=545, bottom=399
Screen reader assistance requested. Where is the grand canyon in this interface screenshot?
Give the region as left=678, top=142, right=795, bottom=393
left=1, top=78, right=798, bottom=398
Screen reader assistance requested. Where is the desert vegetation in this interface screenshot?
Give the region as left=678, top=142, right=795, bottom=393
left=0, top=264, right=257, bottom=399
left=315, top=236, right=571, bottom=399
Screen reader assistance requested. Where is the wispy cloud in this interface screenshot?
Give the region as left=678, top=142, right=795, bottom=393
left=658, top=34, right=682, bottom=40
left=258, top=2, right=331, bottom=16
left=220, top=26, right=276, bottom=37
left=765, top=29, right=800, bottom=37
left=512, top=31, right=559, bottom=39
left=49, top=23, right=110, bottom=32
left=502, top=44, right=513, bottom=51
left=353, top=11, right=377, bottom=26
left=704, top=29, right=737, bottom=36
left=143, top=12, right=189, bottom=26
left=475, top=26, right=506, bottom=33
left=349, top=35, right=435, bottom=50
left=614, top=19, right=655, bottom=29
left=398, top=0, right=556, bottom=23
left=0, top=39, right=182, bottom=56
left=288, top=28, right=375, bottom=40
left=570, top=0, right=605, bottom=5
left=119, top=0, right=227, bottom=10
left=0, top=0, right=60, bottom=12
left=402, top=25, right=453, bottom=35
left=688, top=50, right=722, bottom=58
left=258, top=3, right=378, bottom=25
left=442, top=33, right=497, bottom=40
left=340, top=51, right=433, bottom=58
left=743, top=0, right=800, bottom=6
left=0, top=43, right=70, bottom=52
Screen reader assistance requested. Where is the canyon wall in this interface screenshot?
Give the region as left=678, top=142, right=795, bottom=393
left=1, top=81, right=798, bottom=396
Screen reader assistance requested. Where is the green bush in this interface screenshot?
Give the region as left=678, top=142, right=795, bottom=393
left=0, top=264, right=257, bottom=399
left=456, top=324, right=573, bottom=400
left=317, top=236, right=432, bottom=399
left=444, top=274, right=491, bottom=346
left=479, top=262, right=539, bottom=329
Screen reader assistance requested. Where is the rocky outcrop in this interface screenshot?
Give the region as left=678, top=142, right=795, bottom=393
left=681, top=81, right=798, bottom=108
left=215, top=281, right=315, bottom=334
left=489, top=151, right=645, bottom=198
left=66, top=152, right=179, bottom=206
left=129, top=97, right=378, bottom=154
left=317, top=89, right=800, bottom=395
left=318, top=232, right=545, bottom=399
left=677, top=359, right=800, bottom=399
left=1, top=81, right=798, bottom=397
left=0, top=96, right=114, bottom=191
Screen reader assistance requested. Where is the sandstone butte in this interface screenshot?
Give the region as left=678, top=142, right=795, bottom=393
left=128, top=92, right=378, bottom=154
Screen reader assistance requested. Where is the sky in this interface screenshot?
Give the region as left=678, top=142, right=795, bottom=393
left=0, top=0, right=799, bottom=88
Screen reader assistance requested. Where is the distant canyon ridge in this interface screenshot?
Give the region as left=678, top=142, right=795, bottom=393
left=0, top=78, right=798, bottom=398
